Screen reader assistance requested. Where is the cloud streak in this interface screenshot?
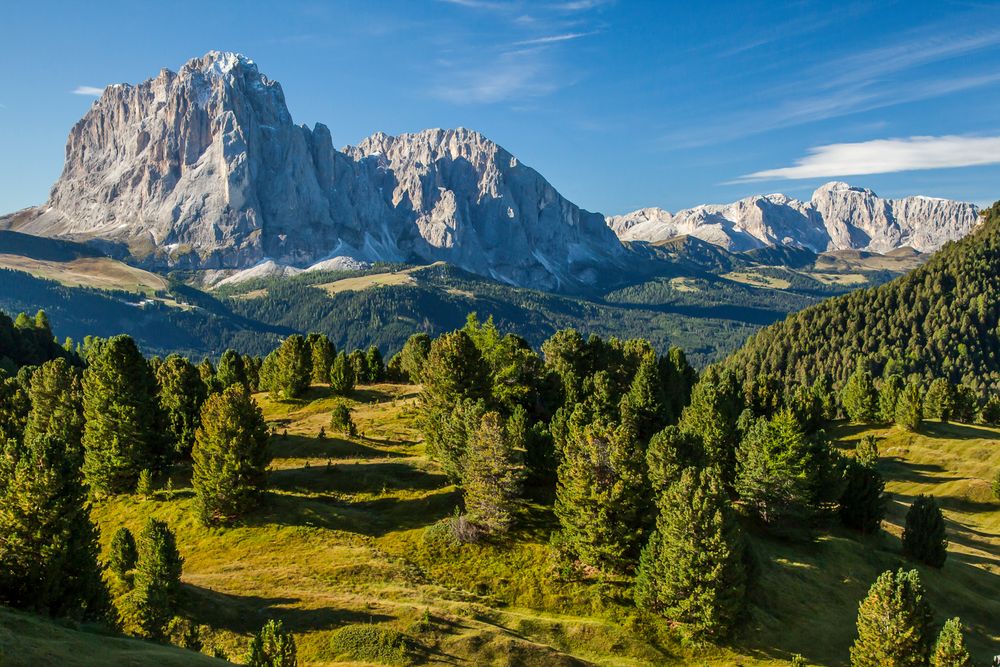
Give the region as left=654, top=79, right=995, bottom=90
left=72, top=86, right=104, bottom=96
left=512, top=31, right=595, bottom=46
left=738, top=135, right=1000, bottom=181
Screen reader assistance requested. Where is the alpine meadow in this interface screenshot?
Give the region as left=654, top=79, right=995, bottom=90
left=2, top=2, right=1000, bottom=666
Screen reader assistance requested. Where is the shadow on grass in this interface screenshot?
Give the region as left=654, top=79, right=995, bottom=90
left=271, top=462, right=448, bottom=495
left=244, top=488, right=460, bottom=537
left=269, top=434, right=407, bottom=460
left=184, top=584, right=393, bottom=634
left=880, top=458, right=962, bottom=484
left=920, top=421, right=1000, bottom=441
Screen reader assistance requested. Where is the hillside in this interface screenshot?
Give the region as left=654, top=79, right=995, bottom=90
left=8, top=383, right=988, bottom=666
left=725, top=202, right=1000, bottom=394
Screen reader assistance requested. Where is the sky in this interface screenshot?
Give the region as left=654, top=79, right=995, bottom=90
left=1, top=0, right=999, bottom=216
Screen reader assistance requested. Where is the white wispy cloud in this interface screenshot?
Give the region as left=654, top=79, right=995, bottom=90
left=512, top=31, right=596, bottom=46
left=737, top=135, right=1000, bottom=181
left=433, top=49, right=558, bottom=103
left=72, top=86, right=104, bottom=96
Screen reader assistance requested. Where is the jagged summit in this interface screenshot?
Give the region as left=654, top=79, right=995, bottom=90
left=609, top=182, right=980, bottom=253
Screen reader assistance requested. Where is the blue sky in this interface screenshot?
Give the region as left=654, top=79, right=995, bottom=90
left=2, top=0, right=999, bottom=216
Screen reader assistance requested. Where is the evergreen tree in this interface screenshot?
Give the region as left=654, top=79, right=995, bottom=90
left=307, top=334, right=335, bottom=386
left=198, top=358, right=219, bottom=394
left=735, top=409, right=825, bottom=535
left=0, top=358, right=106, bottom=619
left=82, top=335, right=162, bottom=494
left=398, top=333, right=431, bottom=383
left=243, top=354, right=262, bottom=392
left=678, top=368, right=741, bottom=486
left=262, top=336, right=311, bottom=400
left=624, top=352, right=670, bottom=443
left=245, top=619, right=297, bottom=667
left=365, top=345, right=384, bottom=383
left=634, top=466, right=747, bottom=641
left=646, top=425, right=702, bottom=495
left=933, top=617, right=972, bottom=667
left=850, top=568, right=934, bottom=667
left=855, top=434, right=880, bottom=468
left=554, top=410, right=647, bottom=573
left=902, top=494, right=948, bottom=567
left=192, top=386, right=271, bottom=525
left=979, top=395, right=1000, bottom=425
left=328, top=352, right=355, bottom=395
left=462, top=411, right=523, bottom=535
left=129, top=518, right=183, bottom=639
left=329, top=401, right=356, bottom=437
left=348, top=349, right=368, bottom=385
left=109, top=526, right=138, bottom=583
left=878, top=374, right=904, bottom=423
left=842, top=363, right=878, bottom=423
left=839, top=458, right=886, bottom=534
left=895, top=379, right=924, bottom=432
left=216, top=349, right=249, bottom=390
left=924, top=378, right=956, bottom=423
left=156, top=355, right=208, bottom=459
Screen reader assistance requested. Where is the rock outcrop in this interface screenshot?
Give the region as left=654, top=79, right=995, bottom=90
left=3, top=52, right=620, bottom=291
left=608, top=182, right=980, bottom=253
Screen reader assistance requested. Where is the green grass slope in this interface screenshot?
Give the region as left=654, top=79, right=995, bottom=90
left=5, top=385, right=982, bottom=666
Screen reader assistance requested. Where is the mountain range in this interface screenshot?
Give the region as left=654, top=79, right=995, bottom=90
left=0, top=51, right=982, bottom=292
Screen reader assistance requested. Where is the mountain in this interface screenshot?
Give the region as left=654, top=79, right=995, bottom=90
left=608, top=182, right=981, bottom=253
left=724, top=201, right=998, bottom=394
left=0, top=52, right=620, bottom=292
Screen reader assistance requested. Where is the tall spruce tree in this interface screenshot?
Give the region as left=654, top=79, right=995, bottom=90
left=902, top=494, right=948, bottom=567
left=328, top=352, right=355, bottom=395
left=462, top=411, right=523, bottom=535
left=850, top=568, right=934, bottom=667
left=0, top=358, right=106, bottom=619
left=82, top=335, right=162, bottom=494
left=128, top=518, right=183, bottom=639
left=878, top=374, right=904, bottom=423
left=216, top=349, right=249, bottom=391
left=553, top=410, right=647, bottom=573
left=262, top=336, right=311, bottom=399
left=156, top=355, right=208, bottom=459
left=364, top=346, right=384, bottom=383
left=192, top=386, right=271, bottom=525
left=842, top=363, right=878, bottom=423
left=398, top=333, right=431, bottom=383
left=895, top=379, right=924, bottom=432
left=307, top=334, right=335, bottom=386
left=646, top=425, right=702, bottom=495
left=932, top=617, right=972, bottom=667
left=678, top=367, right=741, bottom=486
left=838, top=458, right=886, bottom=534
left=634, top=466, right=747, bottom=641
left=924, top=378, right=956, bottom=423
left=624, top=352, right=670, bottom=443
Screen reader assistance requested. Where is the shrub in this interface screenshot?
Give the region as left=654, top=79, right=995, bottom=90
left=330, top=401, right=356, bottom=437
left=329, top=624, right=410, bottom=665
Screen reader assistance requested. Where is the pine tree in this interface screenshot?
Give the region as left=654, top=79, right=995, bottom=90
left=924, top=378, right=955, bottom=423
left=855, top=434, right=880, bottom=468
left=365, top=346, right=384, bottom=383
left=198, top=357, right=219, bottom=394
left=554, top=410, right=647, bottom=573
left=735, top=409, right=824, bottom=535
left=462, top=411, right=523, bottom=535
left=624, top=352, right=670, bottom=443
left=850, top=568, right=934, bottom=667
left=634, top=467, right=747, bottom=641
left=82, top=335, right=163, bottom=494
left=245, top=619, right=297, bottom=667
left=156, top=355, right=208, bottom=459
left=348, top=349, right=368, bottom=385
left=328, top=352, right=355, bottom=395
left=839, top=459, right=886, bottom=534
left=192, top=386, right=271, bottom=525
left=216, top=349, right=249, bottom=390
left=398, top=333, right=431, bottom=383
left=646, top=425, right=701, bottom=495
left=109, top=526, right=138, bottom=582
left=307, top=334, right=335, bottom=385
left=842, top=363, right=878, bottom=423
left=329, top=401, right=356, bottom=437
left=129, top=518, right=183, bottom=639
left=902, top=494, right=948, bottom=567
left=895, top=379, right=924, bottom=432
left=932, top=617, right=972, bottom=667
left=878, top=374, right=904, bottom=423
left=262, top=336, right=311, bottom=400
left=0, top=358, right=106, bottom=619
left=678, top=368, right=741, bottom=486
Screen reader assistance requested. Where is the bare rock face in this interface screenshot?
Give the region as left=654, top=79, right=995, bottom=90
left=610, top=183, right=980, bottom=253
left=3, top=52, right=621, bottom=291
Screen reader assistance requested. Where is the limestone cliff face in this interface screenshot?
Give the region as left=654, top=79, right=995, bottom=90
left=4, top=52, right=620, bottom=290
left=609, top=182, right=980, bottom=253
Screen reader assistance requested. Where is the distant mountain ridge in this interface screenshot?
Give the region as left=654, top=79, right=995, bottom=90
left=608, top=182, right=980, bottom=253
left=0, top=51, right=981, bottom=291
